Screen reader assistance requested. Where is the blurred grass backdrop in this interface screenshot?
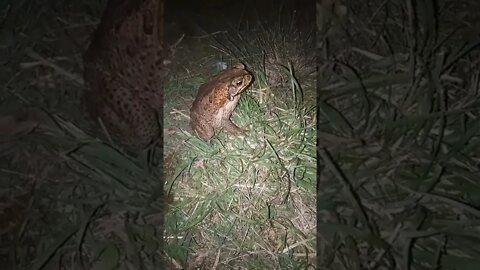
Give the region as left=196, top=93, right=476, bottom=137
left=317, top=0, right=480, bottom=269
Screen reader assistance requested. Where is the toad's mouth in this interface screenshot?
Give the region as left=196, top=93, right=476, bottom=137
left=229, top=89, right=250, bottom=101
left=228, top=88, right=247, bottom=100
left=228, top=87, right=242, bottom=101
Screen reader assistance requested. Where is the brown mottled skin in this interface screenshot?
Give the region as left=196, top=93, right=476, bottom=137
left=83, top=0, right=164, bottom=148
left=190, top=64, right=253, bottom=140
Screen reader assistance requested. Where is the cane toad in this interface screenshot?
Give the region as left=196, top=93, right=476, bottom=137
left=190, top=63, right=253, bottom=140
left=83, top=0, right=164, bottom=148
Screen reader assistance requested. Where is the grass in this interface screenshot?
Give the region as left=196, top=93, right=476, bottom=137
left=209, top=8, right=316, bottom=105
left=163, top=2, right=316, bottom=268
left=1, top=112, right=166, bottom=269
left=164, top=91, right=316, bottom=268
left=316, top=0, right=480, bottom=269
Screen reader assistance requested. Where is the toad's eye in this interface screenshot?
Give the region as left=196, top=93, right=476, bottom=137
left=235, top=79, right=243, bottom=86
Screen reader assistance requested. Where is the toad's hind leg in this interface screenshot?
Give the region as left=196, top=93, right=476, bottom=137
left=191, top=118, right=214, bottom=140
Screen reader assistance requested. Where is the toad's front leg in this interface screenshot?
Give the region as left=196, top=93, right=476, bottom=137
left=223, top=120, right=248, bottom=135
